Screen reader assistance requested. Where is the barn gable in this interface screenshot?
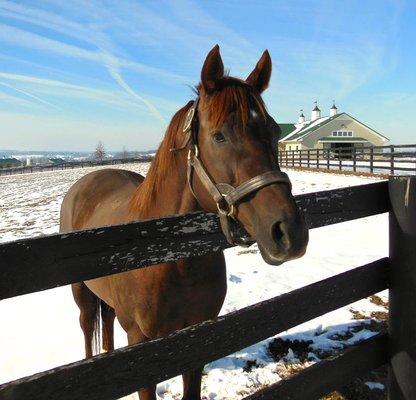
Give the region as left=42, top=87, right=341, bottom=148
left=278, top=107, right=389, bottom=151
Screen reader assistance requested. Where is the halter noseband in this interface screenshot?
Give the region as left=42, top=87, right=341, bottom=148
left=178, top=97, right=292, bottom=246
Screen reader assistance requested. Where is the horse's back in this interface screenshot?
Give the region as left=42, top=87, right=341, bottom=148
left=60, top=168, right=143, bottom=232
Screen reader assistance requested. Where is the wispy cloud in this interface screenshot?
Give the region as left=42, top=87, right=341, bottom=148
left=0, top=80, right=59, bottom=109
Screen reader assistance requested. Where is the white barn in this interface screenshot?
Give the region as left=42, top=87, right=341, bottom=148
left=279, top=102, right=389, bottom=152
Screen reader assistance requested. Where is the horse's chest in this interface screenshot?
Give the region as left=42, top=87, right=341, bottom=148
left=122, top=255, right=227, bottom=338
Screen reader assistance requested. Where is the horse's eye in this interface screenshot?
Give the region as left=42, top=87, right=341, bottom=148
left=212, top=132, right=226, bottom=143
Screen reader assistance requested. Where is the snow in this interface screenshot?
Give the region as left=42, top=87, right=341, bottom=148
left=282, top=116, right=330, bottom=141
left=0, top=164, right=388, bottom=399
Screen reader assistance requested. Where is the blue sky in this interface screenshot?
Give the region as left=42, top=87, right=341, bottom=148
left=0, top=0, right=414, bottom=151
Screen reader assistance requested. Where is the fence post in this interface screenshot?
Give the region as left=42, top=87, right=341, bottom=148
left=390, top=145, right=395, bottom=175
left=388, top=176, right=416, bottom=400
left=307, top=150, right=310, bottom=168
left=327, top=149, right=330, bottom=170
left=292, top=150, right=294, bottom=167
left=370, top=147, right=374, bottom=174
left=353, top=148, right=357, bottom=172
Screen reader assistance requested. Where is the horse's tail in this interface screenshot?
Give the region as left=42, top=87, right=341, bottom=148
left=92, top=296, right=102, bottom=356
left=92, top=294, right=115, bottom=355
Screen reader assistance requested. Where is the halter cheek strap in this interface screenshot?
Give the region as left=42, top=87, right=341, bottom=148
left=180, top=97, right=292, bottom=246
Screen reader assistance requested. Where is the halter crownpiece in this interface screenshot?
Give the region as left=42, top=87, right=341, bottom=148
left=183, top=97, right=292, bottom=246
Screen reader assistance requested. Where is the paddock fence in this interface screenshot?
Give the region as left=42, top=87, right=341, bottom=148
left=0, top=156, right=154, bottom=177
left=278, top=143, right=416, bottom=176
left=0, top=176, right=415, bottom=400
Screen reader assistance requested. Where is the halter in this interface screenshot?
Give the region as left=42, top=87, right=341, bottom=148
left=176, top=97, right=292, bottom=246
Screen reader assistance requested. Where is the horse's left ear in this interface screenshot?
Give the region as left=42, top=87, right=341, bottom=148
left=246, top=50, right=272, bottom=93
left=201, top=44, right=224, bottom=94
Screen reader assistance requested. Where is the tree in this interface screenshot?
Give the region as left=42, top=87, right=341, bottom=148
left=121, top=146, right=129, bottom=159
left=94, top=141, right=106, bottom=161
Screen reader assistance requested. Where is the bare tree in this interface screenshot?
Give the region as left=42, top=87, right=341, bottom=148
left=121, top=146, right=129, bottom=159
left=94, top=141, right=106, bottom=161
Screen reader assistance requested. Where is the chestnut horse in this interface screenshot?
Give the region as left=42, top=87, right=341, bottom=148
left=60, top=45, right=308, bottom=400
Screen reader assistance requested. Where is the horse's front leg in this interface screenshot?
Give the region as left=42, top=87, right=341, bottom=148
left=182, top=367, right=204, bottom=400
left=127, top=325, right=157, bottom=400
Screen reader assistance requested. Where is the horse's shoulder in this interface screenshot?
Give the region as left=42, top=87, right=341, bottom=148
left=60, top=168, right=145, bottom=231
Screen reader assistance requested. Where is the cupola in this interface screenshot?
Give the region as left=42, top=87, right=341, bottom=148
left=311, top=101, right=321, bottom=121
left=298, top=109, right=305, bottom=124
left=330, top=100, right=338, bottom=117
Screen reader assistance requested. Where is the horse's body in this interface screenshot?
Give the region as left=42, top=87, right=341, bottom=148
left=60, top=46, right=308, bottom=400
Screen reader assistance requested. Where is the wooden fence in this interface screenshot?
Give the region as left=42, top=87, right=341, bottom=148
left=278, top=143, right=416, bottom=176
left=0, top=157, right=153, bottom=177
left=0, top=176, right=415, bottom=400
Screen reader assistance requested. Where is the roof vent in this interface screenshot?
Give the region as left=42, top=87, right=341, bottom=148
left=330, top=100, right=338, bottom=117
left=311, top=101, right=321, bottom=121
left=298, top=109, right=305, bottom=124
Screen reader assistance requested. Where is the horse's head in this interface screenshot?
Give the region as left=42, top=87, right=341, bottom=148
left=184, top=45, right=308, bottom=265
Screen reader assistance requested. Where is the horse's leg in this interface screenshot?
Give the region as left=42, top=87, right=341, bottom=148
left=101, top=302, right=115, bottom=352
left=182, top=367, right=204, bottom=400
left=127, top=325, right=156, bottom=400
left=71, top=282, right=98, bottom=358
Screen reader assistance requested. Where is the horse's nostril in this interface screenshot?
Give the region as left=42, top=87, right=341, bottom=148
left=272, top=221, right=284, bottom=243
left=272, top=221, right=290, bottom=251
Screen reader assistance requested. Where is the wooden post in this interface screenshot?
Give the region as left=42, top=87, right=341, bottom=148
left=307, top=150, right=310, bottom=168
left=353, top=148, right=357, bottom=172
left=327, top=149, right=330, bottom=170
left=389, top=176, right=416, bottom=400
left=390, top=145, right=395, bottom=175
left=339, top=150, right=342, bottom=171
left=370, top=147, right=374, bottom=174
left=299, top=150, right=302, bottom=167
left=292, top=150, right=294, bottom=167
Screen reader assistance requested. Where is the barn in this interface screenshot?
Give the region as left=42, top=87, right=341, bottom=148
left=0, top=158, right=22, bottom=169
left=279, top=102, right=389, bottom=153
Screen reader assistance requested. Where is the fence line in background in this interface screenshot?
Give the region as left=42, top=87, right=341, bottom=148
left=278, top=143, right=416, bottom=176
left=0, top=157, right=153, bottom=177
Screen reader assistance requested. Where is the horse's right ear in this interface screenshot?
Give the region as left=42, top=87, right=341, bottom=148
left=201, top=45, right=224, bottom=94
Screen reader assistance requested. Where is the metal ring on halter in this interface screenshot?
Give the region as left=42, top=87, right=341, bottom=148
left=187, top=146, right=199, bottom=161
left=217, top=202, right=234, bottom=217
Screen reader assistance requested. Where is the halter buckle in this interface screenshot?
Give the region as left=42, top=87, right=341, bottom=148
left=183, top=106, right=195, bottom=133
left=187, top=145, right=199, bottom=160
left=217, top=202, right=234, bottom=217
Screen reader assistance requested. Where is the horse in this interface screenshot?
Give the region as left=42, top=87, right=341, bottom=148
left=60, top=45, right=308, bottom=400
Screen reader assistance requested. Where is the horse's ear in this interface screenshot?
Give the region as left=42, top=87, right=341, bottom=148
left=201, top=44, right=224, bottom=94
left=246, top=50, right=272, bottom=93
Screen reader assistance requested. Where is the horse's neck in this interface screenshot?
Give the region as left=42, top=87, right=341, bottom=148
left=138, top=151, right=200, bottom=219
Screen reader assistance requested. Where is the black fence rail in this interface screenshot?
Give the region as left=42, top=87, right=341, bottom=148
left=0, top=157, right=153, bottom=177
left=278, top=143, right=416, bottom=176
left=0, top=177, right=415, bottom=400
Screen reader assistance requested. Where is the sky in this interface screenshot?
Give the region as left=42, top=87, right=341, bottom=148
left=0, top=0, right=414, bottom=152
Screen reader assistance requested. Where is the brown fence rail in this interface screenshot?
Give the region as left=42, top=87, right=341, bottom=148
left=278, top=143, right=416, bottom=176
left=0, top=176, right=415, bottom=400
left=0, top=157, right=153, bottom=177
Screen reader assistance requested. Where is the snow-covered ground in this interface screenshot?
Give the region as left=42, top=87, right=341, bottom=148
left=0, top=164, right=388, bottom=399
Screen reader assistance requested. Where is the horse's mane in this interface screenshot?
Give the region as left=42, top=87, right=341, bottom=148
left=129, top=77, right=267, bottom=216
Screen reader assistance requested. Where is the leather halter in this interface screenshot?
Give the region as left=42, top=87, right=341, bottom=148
left=177, top=97, right=292, bottom=246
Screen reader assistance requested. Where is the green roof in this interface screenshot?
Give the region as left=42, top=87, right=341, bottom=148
left=319, top=136, right=368, bottom=142
left=278, top=123, right=296, bottom=138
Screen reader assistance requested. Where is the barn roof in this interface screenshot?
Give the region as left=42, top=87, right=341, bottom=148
left=279, top=112, right=389, bottom=142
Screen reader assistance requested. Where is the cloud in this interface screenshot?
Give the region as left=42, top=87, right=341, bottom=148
left=0, top=81, right=59, bottom=109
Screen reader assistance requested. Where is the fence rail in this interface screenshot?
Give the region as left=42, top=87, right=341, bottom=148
left=0, top=177, right=415, bottom=400
left=0, top=157, right=153, bottom=177
left=278, top=143, right=416, bottom=176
